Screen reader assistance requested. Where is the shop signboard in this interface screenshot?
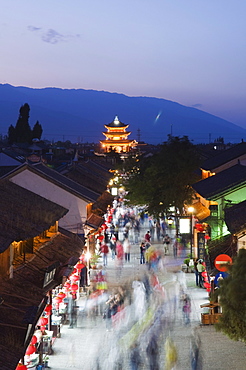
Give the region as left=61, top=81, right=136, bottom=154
left=197, top=232, right=205, bottom=260
left=43, top=261, right=59, bottom=288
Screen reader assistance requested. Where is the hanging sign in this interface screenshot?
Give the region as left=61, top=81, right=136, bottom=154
left=197, top=233, right=205, bottom=260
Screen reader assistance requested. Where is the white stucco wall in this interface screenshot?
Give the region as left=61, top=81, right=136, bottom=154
left=10, top=169, right=89, bottom=234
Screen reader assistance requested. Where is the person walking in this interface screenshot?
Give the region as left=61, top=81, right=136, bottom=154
left=163, top=234, right=171, bottom=255
left=182, top=293, right=191, bottom=325
left=146, top=334, right=159, bottom=370
left=164, top=337, right=178, bottom=370
left=115, top=240, right=124, bottom=278
left=197, top=259, right=205, bottom=288
left=129, top=341, right=142, bottom=370
left=67, top=292, right=77, bottom=328
left=156, top=220, right=161, bottom=241
left=190, top=328, right=202, bottom=370
left=145, top=230, right=151, bottom=244
left=123, top=237, right=131, bottom=262
left=110, top=234, right=117, bottom=260
left=194, top=258, right=199, bottom=287
left=140, top=242, right=146, bottom=264
left=100, top=242, right=109, bottom=267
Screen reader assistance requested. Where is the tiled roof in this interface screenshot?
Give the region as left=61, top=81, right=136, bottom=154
left=0, top=180, right=68, bottom=253
left=86, top=213, right=104, bottom=229
left=2, top=162, right=100, bottom=203
left=92, top=191, right=114, bottom=214
left=0, top=231, right=83, bottom=370
left=225, top=200, right=246, bottom=234
left=1, top=148, right=26, bottom=163
left=63, top=162, right=110, bottom=194
left=192, top=164, right=246, bottom=200
left=105, top=116, right=128, bottom=128
left=202, top=142, right=246, bottom=171
left=33, top=163, right=100, bottom=202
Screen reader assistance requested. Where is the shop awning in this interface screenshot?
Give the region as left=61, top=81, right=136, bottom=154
left=192, top=201, right=210, bottom=221
left=86, top=213, right=104, bottom=229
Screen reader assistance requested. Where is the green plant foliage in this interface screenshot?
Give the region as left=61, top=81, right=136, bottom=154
left=7, top=103, right=43, bottom=144
left=32, top=120, right=43, bottom=140
left=124, top=135, right=201, bottom=216
left=215, top=249, right=246, bottom=342
left=90, top=253, right=101, bottom=266
left=184, top=258, right=190, bottom=266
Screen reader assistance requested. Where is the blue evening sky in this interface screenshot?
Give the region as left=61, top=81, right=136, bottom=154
left=1, top=0, right=246, bottom=127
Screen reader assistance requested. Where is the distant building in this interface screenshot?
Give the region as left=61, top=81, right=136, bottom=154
left=100, top=116, right=138, bottom=153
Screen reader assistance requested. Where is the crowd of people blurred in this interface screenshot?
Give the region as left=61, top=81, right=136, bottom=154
left=60, top=200, right=204, bottom=369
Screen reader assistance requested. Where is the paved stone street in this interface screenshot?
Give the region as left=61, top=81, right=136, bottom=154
left=48, top=229, right=246, bottom=370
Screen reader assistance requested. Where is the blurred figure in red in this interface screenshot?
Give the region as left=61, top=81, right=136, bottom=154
left=145, top=230, right=151, bottom=243
left=100, top=242, right=109, bottom=267
left=115, top=240, right=124, bottom=278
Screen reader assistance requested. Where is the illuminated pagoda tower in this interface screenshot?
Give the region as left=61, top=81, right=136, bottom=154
left=100, top=116, right=138, bottom=153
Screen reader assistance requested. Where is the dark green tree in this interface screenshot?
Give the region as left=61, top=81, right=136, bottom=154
left=32, top=120, right=43, bottom=140
left=215, top=249, right=246, bottom=342
left=14, top=103, right=32, bottom=143
left=8, top=124, right=16, bottom=145
left=125, top=135, right=201, bottom=216
left=7, top=103, right=43, bottom=144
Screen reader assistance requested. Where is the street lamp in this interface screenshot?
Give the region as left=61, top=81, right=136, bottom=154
left=188, top=207, right=194, bottom=259
left=167, top=217, right=173, bottom=228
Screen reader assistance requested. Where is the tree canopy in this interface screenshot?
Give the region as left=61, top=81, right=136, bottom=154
left=8, top=103, right=43, bottom=144
left=215, top=249, right=246, bottom=342
left=123, top=135, right=201, bottom=216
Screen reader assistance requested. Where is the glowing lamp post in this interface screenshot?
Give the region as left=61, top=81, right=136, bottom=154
left=188, top=206, right=194, bottom=259
left=167, top=217, right=173, bottom=229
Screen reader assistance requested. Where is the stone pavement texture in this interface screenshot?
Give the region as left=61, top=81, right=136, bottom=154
left=48, top=229, right=246, bottom=370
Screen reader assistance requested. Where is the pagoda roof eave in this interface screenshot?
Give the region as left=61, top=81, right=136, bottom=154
left=104, top=124, right=129, bottom=129
left=102, top=131, right=131, bottom=135
left=100, top=139, right=137, bottom=144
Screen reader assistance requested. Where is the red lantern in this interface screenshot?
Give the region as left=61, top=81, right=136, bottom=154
left=70, top=275, right=79, bottom=283
left=44, top=304, right=52, bottom=313
left=79, top=254, right=86, bottom=262
left=195, top=223, right=204, bottom=232
left=72, top=268, right=77, bottom=274
left=98, top=235, right=104, bottom=241
left=205, top=235, right=210, bottom=240
left=30, top=335, right=37, bottom=345
left=16, top=364, right=28, bottom=370
left=203, top=281, right=211, bottom=292
left=76, top=262, right=84, bottom=270
left=54, top=297, right=62, bottom=305
left=58, top=292, right=66, bottom=299
left=71, top=283, right=78, bottom=291
left=64, top=281, right=71, bottom=288
left=38, top=317, right=48, bottom=327
left=26, top=344, right=36, bottom=355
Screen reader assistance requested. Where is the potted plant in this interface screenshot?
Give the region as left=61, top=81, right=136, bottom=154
left=182, top=258, right=190, bottom=272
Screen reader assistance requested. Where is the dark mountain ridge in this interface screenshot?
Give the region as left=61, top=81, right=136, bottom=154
left=0, top=84, right=245, bottom=144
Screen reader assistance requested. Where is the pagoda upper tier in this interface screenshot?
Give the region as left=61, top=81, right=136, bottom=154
left=100, top=116, right=137, bottom=153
